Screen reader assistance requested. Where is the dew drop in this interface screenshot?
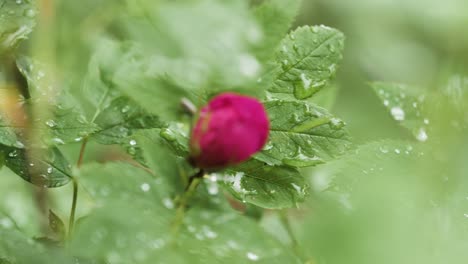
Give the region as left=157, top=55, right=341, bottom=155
left=262, top=142, right=273, bottom=151
left=140, top=183, right=150, bottom=192
left=37, top=71, right=45, bottom=80
left=379, top=146, right=389, bottom=154
left=239, top=54, right=260, bottom=78
left=0, top=218, right=13, bottom=229
left=390, top=107, right=405, bottom=121
left=416, top=128, right=428, bottom=142
left=121, top=105, right=130, bottom=113
left=52, top=137, right=65, bottom=145
left=300, top=73, right=312, bottom=90
left=162, top=198, right=174, bottom=209
left=246, top=252, right=259, bottom=261
left=14, top=140, right=24, bottom=148
left=45, top=119, right=56, bottom=128
left=25, top=9, right=36, bottom=18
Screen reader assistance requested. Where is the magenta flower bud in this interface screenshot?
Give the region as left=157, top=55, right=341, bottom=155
left=189, top=92, right=269, bottom=169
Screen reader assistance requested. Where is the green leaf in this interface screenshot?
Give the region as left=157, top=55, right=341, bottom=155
left=159, top=122, right=190, bottom=157
left=371, top=82, right=430, bottom=142
left=324, top=140, right=424, bottom=196
left=15, top=57, right=99, bottom=145
left=92, top=96, right=164, bottom=145
left=0, top=0, right=36, bottom=53
left=217, top=159, right=308, bottom=209
left=256, top=100, right=350, bottom=167
left=48, top=210, right=66, bottom=241
left=0, top=227, right=73, bottom=263
left=135, top=128, right=193, bottom=194
left=0, top=124, right=20, bottom=149
left=0, top=151, right=4, bottom=169
left=309, top=82, right=339, bottom=110
left=70, top=200, right=300, bottom=264
left=78, top=162, right=172, bottom=206
left=75, top=38, right=126, bottom=123
left=46, top=107, right=99, bottom=145
left=124, top=0, right=262, bottom=87
left=2, top=146, right=72, bottom=188
left=112, top=62, right=191, bottom=122
left=267, top=25, right=345, bottom=100
left=0, top=89, right=25, bottom=148
left=0, top=104, right=98, bottom=148
left=180, top=208, right=302, bottom=264
left=253, top=0, right=302, bottom=62
left=441, top=75, right=468, bottom=111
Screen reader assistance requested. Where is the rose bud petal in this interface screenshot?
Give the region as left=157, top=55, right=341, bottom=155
left=189, top=92, right=269, bottom=169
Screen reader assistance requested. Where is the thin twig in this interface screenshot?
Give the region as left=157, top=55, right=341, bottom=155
left=184, top=169, right=204, bottom=192
left=76, top=138, right=89, bottom=168
left=68, top=138, right=88, bottom=239
left=279, top=210, right=302, bottom=258
left=67, top=177, right=78, bottom=239
left=171, top=170, right=205, bottom=235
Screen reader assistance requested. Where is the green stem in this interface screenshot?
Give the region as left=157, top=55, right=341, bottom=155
left=76, top=138, right=88, bottom=168
left=68, top=177, right=78, bottom=239
left=68, top=138, right=88, bottom=239
left=279, top=210, right=302, bottom=258
left=171, top=170, right=205, bottom=235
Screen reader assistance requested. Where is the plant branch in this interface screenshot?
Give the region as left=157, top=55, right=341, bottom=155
left=171, top=169, right=205, bottom=235
left=76, top=137, right=89, bottom=168
left=279, top=210, right=302, bottom=258
left=68, top=137, right=88, bottom=239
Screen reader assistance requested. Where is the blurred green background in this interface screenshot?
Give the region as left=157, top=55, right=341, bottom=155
left=1, top=0, right=468, bottom=263
left=295, top=1, right=468, bottom=264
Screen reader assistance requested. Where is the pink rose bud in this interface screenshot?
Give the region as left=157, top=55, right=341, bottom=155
left=190, top=92, right=269, bottom=169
